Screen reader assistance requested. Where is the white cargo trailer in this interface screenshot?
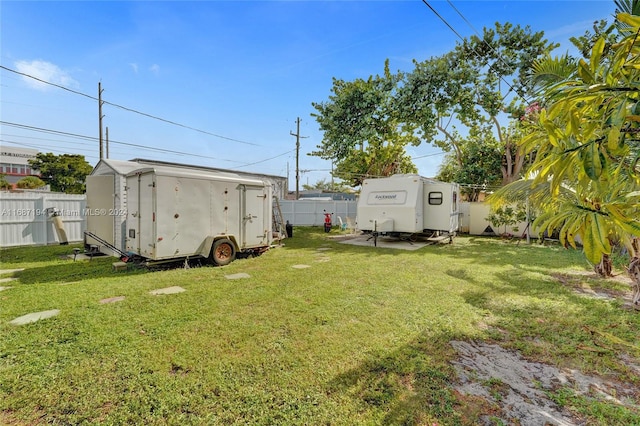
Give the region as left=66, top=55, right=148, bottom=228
left=125, top=166, right=272, bottom=265
left=357, top=174, right=460, bottom=241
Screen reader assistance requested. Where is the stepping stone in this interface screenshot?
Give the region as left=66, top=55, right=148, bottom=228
left=0, top=278, right=18, bottom=284
left=315, top=257, right=331, bottom=263
left=225, top=273, right=251, bottom=280
left=0, top=286, right=12, bottom=292
left=149, top=286, right=186, bottom=295
left=316, top=248, right=332, bottom=251
left=291, top=264, right=311, bottom=269
left=0, top=268, right=24, bottom=275
left=100, top=296, right=126, bottom=304
left=9, top=309, right=60, bottom=325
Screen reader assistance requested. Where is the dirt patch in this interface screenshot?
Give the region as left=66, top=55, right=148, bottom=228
left=450, top=340, right=639, bottom=425
left=551, top=271, right=639, bottom=310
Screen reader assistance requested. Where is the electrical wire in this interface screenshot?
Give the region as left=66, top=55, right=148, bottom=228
left=0, top=64, right=259, bottom=146
left=1, top=120, right=245, bottom=164
left=422, top=0, right=533, bottom=105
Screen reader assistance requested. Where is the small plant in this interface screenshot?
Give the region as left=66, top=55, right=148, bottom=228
left=486, top=204, right=528, bottom=237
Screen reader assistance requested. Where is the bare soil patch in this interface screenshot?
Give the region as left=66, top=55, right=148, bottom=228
left=451, top=340, right=639, bottom=425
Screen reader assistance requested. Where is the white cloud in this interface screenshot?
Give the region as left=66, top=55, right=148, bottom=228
left=14, top=59, right=79, bottom=91
left=149, top=64, right=160, bottom=75
left=130, top=63, right=139, bottom=73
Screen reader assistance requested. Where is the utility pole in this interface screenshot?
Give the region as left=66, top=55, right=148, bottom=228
left=105, top=126, right=109, bottom=159
left=290, top=117, right=308, bottom=200
left=98, top=82, right=105, bottom=160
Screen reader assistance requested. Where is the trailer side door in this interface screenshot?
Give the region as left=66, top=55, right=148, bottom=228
left=240, top=184, right=270, bottom=248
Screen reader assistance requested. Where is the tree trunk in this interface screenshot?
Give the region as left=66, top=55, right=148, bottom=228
left=594, top=253, right=613, bottom=278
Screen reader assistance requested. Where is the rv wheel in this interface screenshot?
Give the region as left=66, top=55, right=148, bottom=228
left=211, top=239, right=236, bottom=266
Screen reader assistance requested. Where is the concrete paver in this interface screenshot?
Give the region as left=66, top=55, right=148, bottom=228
left=149, top=286, right=186, bottom=295
left=9, top=309, right=61, bottom=325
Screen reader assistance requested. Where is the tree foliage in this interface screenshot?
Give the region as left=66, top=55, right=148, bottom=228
left=398, top=22, right=557, bottom=185
left=312, top=22, right=557, bottom=188
left=16, top=176, right=46, bottom=189
left=510, top=11, right=640, bottom=277
left=28, top=153, right=93, bottom=194
left=0, top=174, right=11, bottom=190
left=311, top=61, right=419, bottom=186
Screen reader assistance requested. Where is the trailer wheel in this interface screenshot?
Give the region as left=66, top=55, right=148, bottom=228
left=211, top=239, right=236, bottom=266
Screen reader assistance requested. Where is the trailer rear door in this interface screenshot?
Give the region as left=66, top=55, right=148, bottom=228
left=85, top=175, right=115, bottom=250
left=240, top=184, right=270, bottom=248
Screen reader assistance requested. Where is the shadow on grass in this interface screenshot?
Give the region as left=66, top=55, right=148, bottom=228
left=0, top=243, right=85, bottom=266
left=16, top=257, right=149, bottom=284
left=326, top=331, right=478, bottom=425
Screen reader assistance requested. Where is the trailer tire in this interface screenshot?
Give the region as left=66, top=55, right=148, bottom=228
left=211, top=239, right=236, bottom=266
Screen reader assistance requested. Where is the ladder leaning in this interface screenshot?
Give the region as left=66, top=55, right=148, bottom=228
left=272, top=196, right=287, bottom=242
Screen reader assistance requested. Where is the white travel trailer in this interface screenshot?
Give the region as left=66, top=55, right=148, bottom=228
left=124, top=165, right=272, bottom=265
left=357, top=174, right=460, bottom=241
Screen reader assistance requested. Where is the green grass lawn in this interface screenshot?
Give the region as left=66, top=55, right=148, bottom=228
left=1, top=228, right=639, bottom=425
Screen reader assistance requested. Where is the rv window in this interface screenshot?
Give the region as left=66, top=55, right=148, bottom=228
left=453, top=191, right=457, bottom=210
left=428, top=192, right=443, bottom=205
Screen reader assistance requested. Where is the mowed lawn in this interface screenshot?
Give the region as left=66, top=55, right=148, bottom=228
left=1, top=227, right=639, bottom=425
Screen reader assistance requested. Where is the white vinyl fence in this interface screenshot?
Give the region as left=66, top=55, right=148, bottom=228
left=279, top=199, right=358, bottom=227
left=0, top=192, right=86, bottom=247
left=1, top=193, right=536, bottom=248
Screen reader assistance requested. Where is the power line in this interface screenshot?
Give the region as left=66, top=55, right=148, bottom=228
left=0, top=64, right=259, bottom=146
left=421, top=0, right=533, bottom=105
left=0, top=121, right=244, bottom=164
left=235, top=149, right=296, bottom=168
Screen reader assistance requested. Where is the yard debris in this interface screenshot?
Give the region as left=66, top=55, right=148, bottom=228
left=450, top=340, right=639, bottom=425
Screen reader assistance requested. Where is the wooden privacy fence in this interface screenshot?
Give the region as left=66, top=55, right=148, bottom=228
left=0, top=191, right=86, bottom=247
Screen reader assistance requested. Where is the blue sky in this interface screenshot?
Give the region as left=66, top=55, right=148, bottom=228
left=1, top=0, right=616, bottom=189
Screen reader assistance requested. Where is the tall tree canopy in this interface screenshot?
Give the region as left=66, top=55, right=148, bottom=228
left=28, top=153, right=92, bottom=194
left=311, top=22, right=557, bottom=188
left=311, top=61, right=419, bottom=186
left=397, top=22, right=558, bottom=186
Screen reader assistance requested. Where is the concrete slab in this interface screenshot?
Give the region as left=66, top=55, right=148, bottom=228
left=291, top=264, right=311, bottom=269
left=149, top=286, right=186, bottom=295
left=0, top=268, right=24, bottom=275
left=9, top=309, right=60, bottom=325
left=0, top=286, right=12, bottom=292
left=337, top=235, right=428, bottom=251
left=225, top=273, right=251, bottom=280
left=100, top=296, right=126, bottom=304
left=316, top=247, right=332, bottom=251
left=0, top=277, right=18, bottom=284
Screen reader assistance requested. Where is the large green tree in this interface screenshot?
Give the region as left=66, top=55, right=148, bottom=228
left=435, top=129, right=503, bottom=201
left=311, top=61, right=420, bottom=186
left=28, top=153, right=92, bottom=194
left=397, top=22, right=558, bottom=186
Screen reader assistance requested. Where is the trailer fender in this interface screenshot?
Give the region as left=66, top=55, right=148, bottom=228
left=199, top=235, right=240, bottom=266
